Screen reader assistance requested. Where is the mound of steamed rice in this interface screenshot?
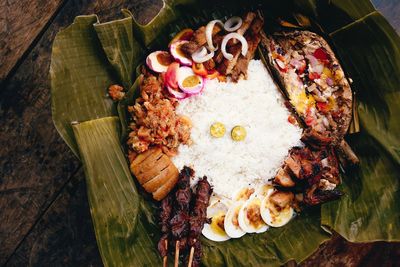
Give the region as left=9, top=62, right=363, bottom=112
left=173, top=60, right=302, bottom=198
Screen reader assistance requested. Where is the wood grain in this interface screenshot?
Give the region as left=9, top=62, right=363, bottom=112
left=0, top=0, right=161, bottom=265
left=0, top=0, right=65, bottom=82
left=4, top=171, right=103, bottom=267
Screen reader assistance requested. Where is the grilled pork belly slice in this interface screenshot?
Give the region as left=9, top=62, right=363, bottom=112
left=269, top=191, right=294, bottom=209
left=236, top=12, right=257, bottom=37
left=217, top=43, right=242, bottom=75
left=274, top=146, right=341, bottom=206
left=231, top=13, right=263, bottom=81
left=218, top=12, right=264, bottom=77
left=130, top=147, right=179, bottom=200
left=181, top=25, right=223, bottom=56
left=274, top=166, right=295, bottom=187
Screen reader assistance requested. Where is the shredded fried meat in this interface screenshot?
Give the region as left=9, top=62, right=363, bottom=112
left=108, top=84, right=125, bottom=101
left=127, top=71, right=192, bottom=155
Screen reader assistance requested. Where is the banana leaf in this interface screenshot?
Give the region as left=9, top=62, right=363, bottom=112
left=50, top=0, right=400, bottom=266
left=50, top=15, right=118, bottom=156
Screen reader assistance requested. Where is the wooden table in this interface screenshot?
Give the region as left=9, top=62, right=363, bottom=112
left=0, top=0, right=399, bottom=266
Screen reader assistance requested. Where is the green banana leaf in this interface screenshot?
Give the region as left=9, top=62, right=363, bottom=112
left=50, top=0, right=400, bottom=266
left=50, top=15, right=118, bottom=156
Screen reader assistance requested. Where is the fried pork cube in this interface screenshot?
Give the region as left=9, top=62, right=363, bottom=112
left=274, top=166, right=295, bottom=187
left=269, top=191, right=294, bottom=209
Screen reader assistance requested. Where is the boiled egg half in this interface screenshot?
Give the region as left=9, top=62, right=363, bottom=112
left=202, top=197, right=231, bottom=242
left=238, top=195, right=268, bottom=233
left=260, top=190, right=294, bottom=227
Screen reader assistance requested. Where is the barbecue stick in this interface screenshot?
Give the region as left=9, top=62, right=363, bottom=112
left=187, top=242, right=195, bottom=267
left=174, top=240, right=180, bottom=267
left=163, top=239, right=168, bottom=267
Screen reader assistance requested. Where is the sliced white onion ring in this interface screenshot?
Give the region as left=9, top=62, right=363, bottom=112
left=192, top=47, right=215, bottom=63
left=194, top=46, right=207, bottom=57
left=167, top=86, right=187, bottom=99
left=224, top=16, right=243, bottom=32
left=221, top=33, right=248, bottom=60
left=206, top=20, right=223, bottom=51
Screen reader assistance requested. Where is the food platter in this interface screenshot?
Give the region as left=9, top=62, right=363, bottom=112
left=50, top=0, right=400, bottom=266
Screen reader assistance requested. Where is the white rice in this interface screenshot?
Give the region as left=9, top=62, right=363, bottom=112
left=173, top=60, right=302, bottom=198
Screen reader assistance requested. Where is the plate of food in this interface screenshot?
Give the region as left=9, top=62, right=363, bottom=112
left=50, top=0, right=400, bottom=266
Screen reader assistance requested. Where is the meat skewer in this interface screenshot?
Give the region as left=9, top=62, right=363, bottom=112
left=187, top=177, right=212, bottom=267
left=158, top=194, right=173, bottom=267
left=170, top=167, right=194, bottom=267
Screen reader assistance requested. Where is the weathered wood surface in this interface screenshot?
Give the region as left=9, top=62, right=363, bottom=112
left=0, top=0, right=161, bottom=265
left=0, top=0, right=65, bottom=82
left=0, top=0, right=399, bottom=266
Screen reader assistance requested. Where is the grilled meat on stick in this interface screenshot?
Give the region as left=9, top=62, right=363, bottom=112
left=170, top=166, right=194, bottom=266
left=158, top=194, right=173, bottom=267
left=187, top=176, right=212, bottom=267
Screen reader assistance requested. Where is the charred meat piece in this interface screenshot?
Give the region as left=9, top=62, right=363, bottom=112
left=301, top=128, right=333, bottom=149
left=217, top=42, right=243, bottom=75
left=157, top=194, right=173, bottom=258
left=218, top=12, right=264, bottom=77
left=188, top=176, right=212, bottom=247
left=274, top=166, right=295, bottom=187
left=236, top=12, right=257, bottom=36
left=336, top=139, right=360, bottom=167
left=181, top=176, right=212, bottom=267
left=169, top=166, right=194, bottom=253
left=275, top=145, right=342, bottom=206
left=304, top=185, right=343, bottom=206
left=231, top=13, right=264, bottom=81
left=269, top=191, right=294, bottom=209
left=181, top=25, right=222, bottom=56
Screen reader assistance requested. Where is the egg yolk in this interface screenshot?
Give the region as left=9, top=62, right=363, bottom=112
left=156, top=52, right=173, bottom=66
left=246, top=200, right=263, bottom=228
left=210, top=213, right=226, bottom=236
left=236, top=188, right=255, bottom=201
left=232, top=207, right=241, bottom=227
left=182, top=75, right=201, bottom=88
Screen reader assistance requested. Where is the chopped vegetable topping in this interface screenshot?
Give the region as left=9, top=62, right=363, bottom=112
left=192, top=63, right=208, bottom=77
left=231, top=126, right=247, bottom=141
left=210, top=122, right=226, bottom=138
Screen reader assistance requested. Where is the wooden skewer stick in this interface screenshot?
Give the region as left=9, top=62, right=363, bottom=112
left=187, top=246, right=195, bottom=267
left=163, top=239, right=168, bottom=267
left=174, top=240, right=180, bottom=267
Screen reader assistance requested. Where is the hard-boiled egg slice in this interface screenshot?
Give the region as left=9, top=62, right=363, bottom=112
left=238, top=196, right=269, bottom=234
left=170, top=40, right=192, bottom=66
left=177, top=67, right=204, bottom=95
left=202, top=197, right=231, bottom=242
left=256, top=184, right=274, bottom=198
left=261, top=190, right=295, bottom=227
left=233, top=187, right=255, bottom=201
left=224, top=201, right=246, bottom=238
left=146, top=51, right=174, bottom=73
